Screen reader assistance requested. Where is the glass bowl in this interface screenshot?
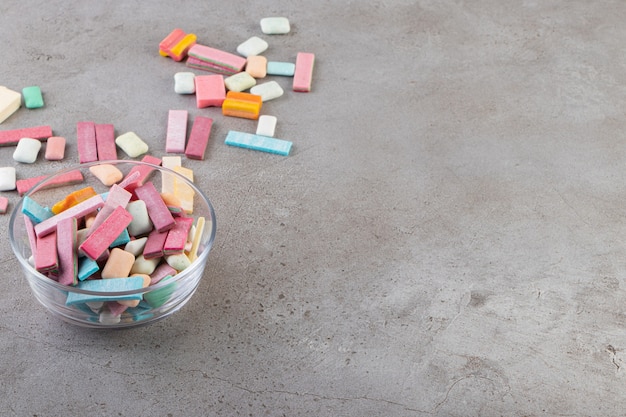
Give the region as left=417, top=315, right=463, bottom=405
left=9, top=160, right=216, bottom=328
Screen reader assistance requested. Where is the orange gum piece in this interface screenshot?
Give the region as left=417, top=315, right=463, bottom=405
left=51, top=186, right=98, bottom=214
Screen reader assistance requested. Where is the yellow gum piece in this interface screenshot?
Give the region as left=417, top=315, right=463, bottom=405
left=170, top=33, right=197, bottom=60
left=173, top=166, right=195, bottom=214
left=187, top=216, right=205, bottom=262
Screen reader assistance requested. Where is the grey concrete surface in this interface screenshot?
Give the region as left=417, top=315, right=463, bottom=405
left=1, top=0, right=626, bottom=415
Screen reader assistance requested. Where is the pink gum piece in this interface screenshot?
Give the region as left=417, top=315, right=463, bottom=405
left=195, top=75, right=225, bottom=108
left=122, top=155, right=162, bottom=190
left=56, top=217, right=77, bottom=286
left=77, top=121, right=98, bottom=163
left=134, top=182, right=175, bottom=233
left=143, top=228, right=169, bottom=259
left=88, top=184, right=132, bottom=234
left=163, top=217, right=193, bottom=255
left=95, top=124, right=117, bottom=161
left=0, top=125, right=52, bottom=146
left=185, top=116, right=212, bottom=160
left=187, top=44, right=246, bottom=73
left=0, top=196, right=8, bottom=214
left=24, top=216, right=38, bottom=258
left=35, top=230, right=58, bottom=273
left=165, top=110, right=188, bottom=153
left=293, top=52, right=315, bottom=92
left=150, top=263, right=177, bottom=285
left=16, top=169, right=84, bottom=196
left=79, top=205, right=132, bottom=260
left=35, top=194, right=104, bottom=238
left=44, top=136, right=66, bottom=161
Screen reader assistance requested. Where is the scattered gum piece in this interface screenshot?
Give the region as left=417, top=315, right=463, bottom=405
left=293, top=52, right=315, bottom=92
left=89, top=164, right=124, bottom=186
left=195, top=75, right=225, bottom=108
left=266, top=61, right=295, bottom=76
left=165, top=109, right=188, bottom=153
left=185, top=116, right=213, bottom=160
left=0, top=125, right=52, bottom=146
left=115, top=131, right=149, bottom=158
left=225, top=130, right=292, bottom=156
left=95, top=124, right=117, bottom=161
left=22, top=86, right=44, bottom=109
left=250, top=81, right=284, bottom=102
left=245, top=55, right=268, bottom=78
left=224, top=72, right=256, bottom=92
left=101, top=247, right=136, bottom=279
left=260, top=17, right=290, bottom=35
left=236, top=36, right=269, bottom=57
left=174, top=72, right=196, bottom=94
left=16, top=169, right=84, bottom=196
left=77, top=121, right=98, bottom=163
left=44, top=136, right=66, bottom=160
left=13, top=138, right=42, bottom=163
left=159, top=29, right=197, bottom=61
left=222, top=91, right=262, bottom=120
left=0, top=167, right=16, bottom=191
left=0, top=86, right=21, bottom=124
left=0, top=196, right=8, bottom=214
left=187, top=44, right=247, bottom=74
left=256, top=115, right=277, bottom=137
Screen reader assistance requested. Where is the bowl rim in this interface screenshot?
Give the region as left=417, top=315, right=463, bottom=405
left=9, top=159, right=217, bottom=296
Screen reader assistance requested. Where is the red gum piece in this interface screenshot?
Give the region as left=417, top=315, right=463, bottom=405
left=143, top=228, right=169, bottom=259
left=185, top=116, right=213, bottom=160
left=95, top=124, right=117, bottom=161
left=166, top=110, right=188, bottom=153
left=134, top=182, right=175, bottom=233
left=16, top=169, right=84, bottom=196
left=195, top=75, right=225, bottom=108
left=79, top=205, right=132, bottom=260
left=56, top=217, right=77, bottom=286
left=293, top=52, right=315, bottom=92
left=35, top=230, right=58, bottom=273
left=0, top=125, right=52, bottom=146
left=77, top=122, right=98, bottom=163
left=35, top=194, right=105, bottom=238
left=88, top=184, right=132, bottom=234
left=163, top=217, right=193, bottom=255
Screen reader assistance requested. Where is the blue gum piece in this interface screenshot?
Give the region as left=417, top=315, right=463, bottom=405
left=266, top=61, right=295, bottom=76
left=22, top=196, right=53, bottom=224
left=225, top=130, right=292, bottom=156
left=65, top=277, right=145, bottom=306
left=109, top=228, right=130, bottom=248
left=77, top=257, right=100, bottom=281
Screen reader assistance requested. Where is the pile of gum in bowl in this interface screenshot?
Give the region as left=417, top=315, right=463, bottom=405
left=9, top=160, right=216, bottom=328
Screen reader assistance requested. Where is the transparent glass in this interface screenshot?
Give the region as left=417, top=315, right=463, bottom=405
left=9, top=160, right=216, bottom=328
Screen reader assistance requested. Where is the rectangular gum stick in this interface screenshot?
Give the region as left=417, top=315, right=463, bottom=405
left=187, top=216, right=205, bottom=262
left=143, top=228, right=169, bottom=259
left=163, top=217, right=194, bottom=255
left=35, top=194, right=105, bottom=238
left=161, top=156, right=181, bottom=195
left=123, top=154, right=162, bottom=187
left=173, top=166, right=195, bottom=214
left=185, top=116, right=213, bottom=160
left=79, top=205, right=133, bottom=260
left=87, top=184, right=132, bottom=234
left=16, top=170, right=84, bottom=196
left=188, top=44, right=246, bottom=72
left=166, top=110, right=188, bottom=153
left=134, top=182, right=176, bottom=232
left=56, top=217, right=77, bottom=285
left=77, top=121, right=98, bottom=163
left=293, top=52, right=315, bottom=92
left=195, top=75, right=225, bottom=108
left=0, top=125, right=53, bottom=146
left=95, top=123, right=117, bottom=161
left=35, top=230, right=58, bottom=273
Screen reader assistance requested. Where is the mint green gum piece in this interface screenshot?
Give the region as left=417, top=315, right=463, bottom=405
left=22, top=86, right=44, bottom=109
